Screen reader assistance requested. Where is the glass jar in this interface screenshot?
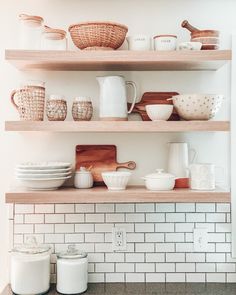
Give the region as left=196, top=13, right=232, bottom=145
left=56, top=245, right=88, bottom=294
left=41, top=26, right=67, bottom=50
left=19, top=14, right=44, bottom=50
left=46, top=95, right=67, bottom=121
left=72, top=97, right=93, bottom=121
left=10, top=237, right=51, bottom=295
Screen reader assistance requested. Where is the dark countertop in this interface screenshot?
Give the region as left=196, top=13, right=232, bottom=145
left=2, top=283, right=236, bottom=295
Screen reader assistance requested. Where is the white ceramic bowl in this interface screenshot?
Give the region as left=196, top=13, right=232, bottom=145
left=142, top=169, right=175, bottom=191
left=178, top=42, right=202, bottom=51
left=102, top=171, right=131, bottom=191
left=146, top=104, right=173, bottom=121
left=17, top=162, right=71, bottom=170
left=170, top=94, right=223, bottom=120
left=16, top=172, right=72, bottom=179
left=16, top=176, right=71, bottom=190
left=16, top=167, right=72, bottom=174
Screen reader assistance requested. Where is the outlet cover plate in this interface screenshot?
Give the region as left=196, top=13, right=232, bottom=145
left=112, top=227, right=126, bottom=251
left=194, top=228, right=208, bottom=252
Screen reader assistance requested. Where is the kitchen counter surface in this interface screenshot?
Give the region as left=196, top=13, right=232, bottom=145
left=2, top=283, right=236, bottom=295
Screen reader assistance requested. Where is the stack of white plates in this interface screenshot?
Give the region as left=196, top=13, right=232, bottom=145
left=16, top=162, right=72, bottom=190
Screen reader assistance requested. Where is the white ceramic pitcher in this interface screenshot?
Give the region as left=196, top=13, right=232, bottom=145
left=96, top=75, right=137, bottom=121
left=167, top=142, right=196, bottom=178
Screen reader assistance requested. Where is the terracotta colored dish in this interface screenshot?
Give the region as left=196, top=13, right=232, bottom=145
left=76, top=145, right=136, bottom=185
left=175, top=178, right=190, bottom=189
left=128, top=92, right=180, bottom=121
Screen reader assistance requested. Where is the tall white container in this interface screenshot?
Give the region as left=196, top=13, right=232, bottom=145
left=56, top=245, right=88, bottom=294
left=10, top=237, right=51, bottom=295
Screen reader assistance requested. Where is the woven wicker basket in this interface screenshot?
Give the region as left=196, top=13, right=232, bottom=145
left=68, top=21, right=128, bottom=50
left=11, top=86, right=45, bottom=121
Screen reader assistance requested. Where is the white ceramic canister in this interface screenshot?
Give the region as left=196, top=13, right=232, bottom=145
left=41, top=26, right=67, bottom=50
left=11, top=237, right=51, bottom=295
left=127, top=35, right=151, bottom=51
left=74, top=167, right=93, bottom=189
left=56, top=245, right=88, bottom=294
left=19, top=14, right=44, bottom=50
left=189, top=163, right=223, bottom=190
left=154, top=35, right=177, bottom=51
left=142, top=169, right=175, bottom=191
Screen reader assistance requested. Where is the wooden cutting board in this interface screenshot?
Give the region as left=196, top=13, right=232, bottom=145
left=76, top=145, right=136, bottom=185
left=128, top=92, right=180, bottom=121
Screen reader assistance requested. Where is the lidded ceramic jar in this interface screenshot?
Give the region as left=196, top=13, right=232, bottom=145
left=72, top=97, right=93, bottom=121
left=10, top=237, right=51, bottom=295
left=56, top=245, right=88, bottom=294
left=142, top=169, right=175, bottom=191
left=46, top=95, right=67, bottom=121
left=19, top=14, right=44, bottom=50
left=41, top=26, right=67, bottom=50
left=74, top=167, right=93, bottom=189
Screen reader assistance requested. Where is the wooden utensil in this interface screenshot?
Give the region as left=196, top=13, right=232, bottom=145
left=128, top=92, right=180, bottom=121
left=76, top=145, right=136, bottom=185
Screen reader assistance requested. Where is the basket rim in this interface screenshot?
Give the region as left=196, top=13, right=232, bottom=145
left=68, top=21, right=128, bottom=32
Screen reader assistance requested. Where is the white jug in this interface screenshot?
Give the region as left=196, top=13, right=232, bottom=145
left=96, top=75, right=137, bottom=121
left=167, top=142, right=196, bottom=178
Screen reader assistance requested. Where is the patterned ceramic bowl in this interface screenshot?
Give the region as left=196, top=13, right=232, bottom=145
left=169, top=94, right=224, bottom=120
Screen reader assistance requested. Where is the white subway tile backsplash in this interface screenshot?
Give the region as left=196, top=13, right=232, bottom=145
left=116, top=263, right=134, bottom=272
left=115, top=204, right=135, bottom=212
left=96, top=204, right=114, bottom=213
left=126, top=213, right=145, bottom=222
left=176, top=203, right=195, bottom=212
left=135, top=223, right=154, bottom=233
left=106, top=273, right=124, bottom=282
left=166, top=213, right=185, bottom=222
left=35, top=204, right=54, bottom=213
left=76, top=204, right=95, bottom=213
left=55, top=204, right=74, bottom=213
left=146, top=253, right=165, bottom=263
left=156, top=203, right=175, bottom=212
left=196, top=203, right=215, bottom=212
left=216, top=203, right=230, bottom=213
left=136, top=203, right=154, bottom=212
left=12, top=202, right=233, bottom=284
left=65, top=214, right=84, bottom=223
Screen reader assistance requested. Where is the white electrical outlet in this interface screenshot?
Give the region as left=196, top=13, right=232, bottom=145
left=194, top=228, right=208, bottom=252
left=112, top=227, right=126, bottom=251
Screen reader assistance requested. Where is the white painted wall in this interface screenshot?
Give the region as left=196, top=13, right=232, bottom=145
left=0, top=0, right=235, bottom=290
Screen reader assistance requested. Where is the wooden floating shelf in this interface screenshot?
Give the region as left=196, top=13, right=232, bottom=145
left=5, top=121, right=230, bottom=132
left=5, top=50, right=231, bottom=71
left=6, top=186, right=230, bottom=204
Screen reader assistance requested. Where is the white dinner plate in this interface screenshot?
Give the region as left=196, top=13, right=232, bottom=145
left=16, top=172, right=72, bottom=179
left=16, top=167, right=72, bottom=174
left=17, top=162, right=72, bottom=170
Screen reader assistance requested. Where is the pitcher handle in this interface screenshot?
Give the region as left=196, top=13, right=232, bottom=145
left=126, top=81, right=138, bottom=114
left=11, top=90, right=19, bottom=109
left=190, top=148, right=197, bottom=163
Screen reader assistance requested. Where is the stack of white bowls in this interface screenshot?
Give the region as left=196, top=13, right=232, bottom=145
left=16, top=162, right=72, bottom=190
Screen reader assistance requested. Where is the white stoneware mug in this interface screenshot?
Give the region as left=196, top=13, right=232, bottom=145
left=154, top=35, right=177, bottom=51
left=127, top=35, right=151, bottom=51
left=189, top=163, right=224, bottom=190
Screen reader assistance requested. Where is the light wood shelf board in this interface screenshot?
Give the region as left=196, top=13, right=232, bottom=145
left=5, top=121, right=230, bottom=132
left=5, top=186, right=230, bottom=204
left=5, top=50, right=231, bottom=71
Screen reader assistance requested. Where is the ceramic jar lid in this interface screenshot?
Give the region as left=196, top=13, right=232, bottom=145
left=75, top=167, right=91, bottom=174
left=43, top=26, right=67, bottom=40
left=49, top=94, right=66, bottom=101
left=57, top=245, right=87, bottom=259
left=144, top=169, right=175, bottom=180
left=19, top=14, right=44, bottom=24
left=12, top=237, right=50, bottom=255
left=74, top=97, right=91, bottom=102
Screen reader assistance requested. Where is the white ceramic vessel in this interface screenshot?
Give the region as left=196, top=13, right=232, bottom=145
left=11, top=237, right=51, bottom=295
left=17, top=162, right=71, bottom=170
left=142, top=169, right=175, bottom=191
left=102, top=171, right=131, bottom=190
left=167, top=142, right=196, bottom=178
left=178, top=41, right=202, bottom=51
left=189, top=163, right=223, bottom=190
left=17, top=176, right=71, bottom=190
left=169, top=94, right=224, bottom=120
left=154, top=35, right=177, bottom=51
left=16, top=171, right=71, bottom=178
left=74, top=167, right=93, bottom=189
left=146, top=104, right=173, bottom=121
left=16, top=167, right=72, bottom=174
left=97, top=76, right=137, bottom=121
left=127, top=35, right=151, bottom=51
left=57, top=245, right=88, bottom=294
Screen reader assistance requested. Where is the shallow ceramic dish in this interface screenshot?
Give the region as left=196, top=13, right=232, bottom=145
left=142, top=169, right=175, bottom=191
left=178, top=42, right=202, bottom=51
left=169, top=94, right=224, bottom=120
left=16, top=167, right=72, bottom=174
left=17, top=162, right=71, bottom=170
left=16, top=172, right=72, bottom=179
left=146, top=104, right=173, bottom=121
left=102, top=171, right=131, bottom=191
left=16, top=176, right=71, bottom=190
